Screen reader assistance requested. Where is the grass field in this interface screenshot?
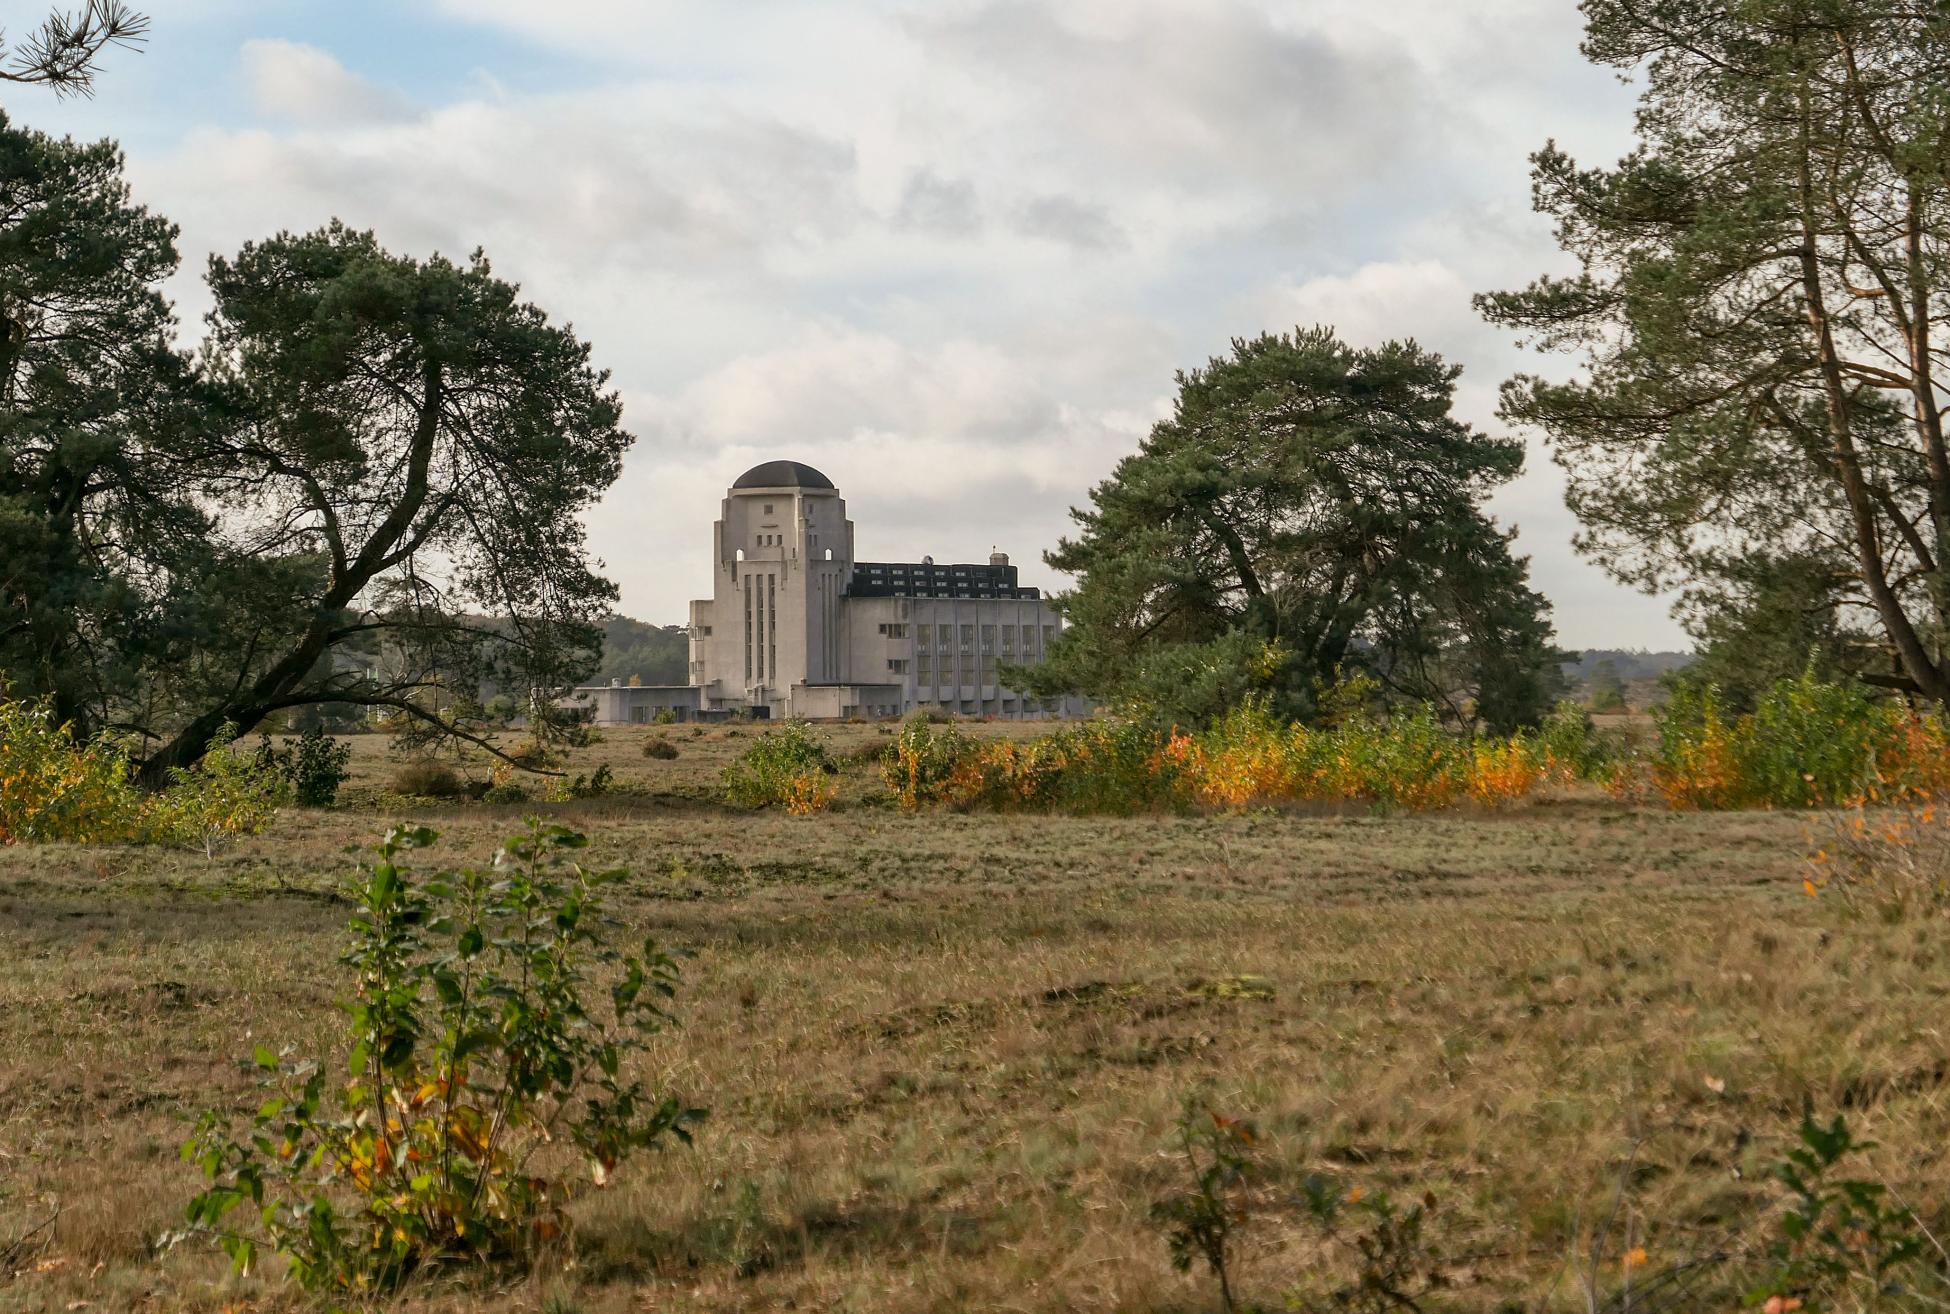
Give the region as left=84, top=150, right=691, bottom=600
left=3, top=723, right=1945, bottom=1312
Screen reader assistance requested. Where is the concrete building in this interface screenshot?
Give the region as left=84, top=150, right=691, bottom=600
left=561, top=460, right=1081, bottom=723
left=568, top=460, right=1081, bottom=722
left=685, top=460, right=1083, bottom=720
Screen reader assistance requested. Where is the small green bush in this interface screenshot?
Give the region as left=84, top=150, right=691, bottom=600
left=147, top=726, right=288, bottom=856
left=548, top=763, right=617, bottom=802
left=1750, top=1112, right=1938, bottom=1311
left=180, top=822, right=702, bottom=1295
left=722, top=721, right=835, bottom=812
left=643, top=737, right=680, bottom=760
left=253, top=725, right=353, bottom=807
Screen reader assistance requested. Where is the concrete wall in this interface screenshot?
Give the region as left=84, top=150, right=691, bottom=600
left=788, top=682, right=904, bottom=720
left=567, top=684, right=703, bottom=725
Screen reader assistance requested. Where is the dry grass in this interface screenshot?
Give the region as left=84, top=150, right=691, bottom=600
left=2, top=723, right=1946, bottom=1312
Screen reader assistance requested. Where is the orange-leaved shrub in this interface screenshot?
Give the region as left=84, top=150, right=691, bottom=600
left=885, top=699, right=1596, bottom=815
left=722, top=720, right=838, bottom=814
left=0, top=695, right=144, bottom=843
left=1, top=696, right=284, bottom=849
left=1645, top=673, right=1950, bottom=810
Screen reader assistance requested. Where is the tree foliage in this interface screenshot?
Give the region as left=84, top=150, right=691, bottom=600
left=0, top=113, right=630, bottom=785
left=1479, top=0, right=1950, bottom=702
left=1020, top=327, right=1563, bottom=731
left=594, top=615, right=688, bottom=685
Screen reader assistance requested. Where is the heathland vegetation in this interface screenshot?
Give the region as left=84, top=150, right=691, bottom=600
left=11, top=1, right=1950, bottom=1311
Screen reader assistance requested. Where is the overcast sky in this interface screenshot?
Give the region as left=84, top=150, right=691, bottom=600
left=22, top=0, right=1687, bottom=649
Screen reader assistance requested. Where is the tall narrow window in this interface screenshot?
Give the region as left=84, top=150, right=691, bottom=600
left=743, top=578, right=753, bottom=683
left=767, top=575, right=778, bottom=681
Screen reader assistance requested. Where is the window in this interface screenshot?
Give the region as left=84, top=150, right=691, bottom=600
left=1001, top=625, right=1015, bottom=650
left=888, top=659, right=907, bottom=674
left=764, top=503, right=774, bottom=514
left=877, top=623, right=908, bottom=638
left=916, top=629, right=931, bottom=652
left=980, top=625, right=995, bottom=654
left=1043, top=625, right=1057, bottom=649
left=938, top=624, right=952, bottom=646
left=696, top=625, right=712, bottom=637
left=917, top=655, right=932, bottom=679
left=960, top=624, right=974, bottom=651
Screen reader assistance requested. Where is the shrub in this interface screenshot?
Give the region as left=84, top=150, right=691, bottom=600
left=147, top=725, right=288, bottom=857
left=1151, top=1099, right=1256, bottom=1313
left=1807, top=801, right=1950, bottom=922
left=642, top=737, right=679, bottom=761
left=1285, top=1177, right=1445, bottom=1314
left=1749, top=1113, right=1937, bottom=1312
left=1648, top=673, right=1950, bottom=810
left=884, top=715, right=975, bottom=808
left=548, top=763, right=617, bottom=802
left=390, top=759, right=465, bottom=799
left=0, top=696, right=143, bottom=844
left=722, top=721, right=836, bottom=814
left=253, top=725, right=353, bottom=807
left=653, top=708, right=678, bottom=726
left=180, top=822, right=702, bottom=1295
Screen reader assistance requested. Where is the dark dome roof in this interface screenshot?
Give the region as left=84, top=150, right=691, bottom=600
left=732, top=460, right=835, bottom=491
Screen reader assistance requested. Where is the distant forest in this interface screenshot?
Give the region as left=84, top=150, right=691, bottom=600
left=1560, top=649, right=1693, bottom=713
left=1558, top=650, right=1693, bottom=683
left=594, top=616, right=689, bottom=685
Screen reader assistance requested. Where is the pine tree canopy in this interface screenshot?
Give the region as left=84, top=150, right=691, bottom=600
left=1018, top=327, right=1564, bottom=732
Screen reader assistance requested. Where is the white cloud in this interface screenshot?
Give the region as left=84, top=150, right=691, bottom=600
left=240, top=39, right=414, bottom=125
left=95, top=1, right=1682, bottom=646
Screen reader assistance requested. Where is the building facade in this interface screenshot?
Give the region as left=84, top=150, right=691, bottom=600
left=675, top=460, right=1083, bottom=721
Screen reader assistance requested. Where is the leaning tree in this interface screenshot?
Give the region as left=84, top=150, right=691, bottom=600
left=1479, top=0, right=1950, bottom=700
left=0, top=111, right=631, bottom=785
left=1019, top=327, right=1564, bottom=731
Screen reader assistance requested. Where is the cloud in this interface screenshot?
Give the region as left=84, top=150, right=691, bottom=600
left=895, top=169, right=981, bottom=236
left=240, top=39, right=414, bottom=125
left=89, top=0, right=1681, bottom=646
left=1255, top=260, right=1485, bottom=359
left=1016, top=194, right=1126, bottom=252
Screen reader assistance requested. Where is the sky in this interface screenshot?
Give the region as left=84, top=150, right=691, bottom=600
left=19, top=0, right=1688, bottom=649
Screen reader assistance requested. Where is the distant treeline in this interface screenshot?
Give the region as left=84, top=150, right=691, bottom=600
left=1558, top=650, right=1693, bottom=684
left=595, top=616, right=689, bottom=686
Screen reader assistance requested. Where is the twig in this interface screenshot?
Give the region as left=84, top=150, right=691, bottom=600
left=0, top=1204, right=61, bottom=1274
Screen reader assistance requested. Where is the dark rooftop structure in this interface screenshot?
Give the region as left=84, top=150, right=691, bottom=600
left=732, top=459, right=836, bottom=490
left=847, top=559, right=1041, bottom=600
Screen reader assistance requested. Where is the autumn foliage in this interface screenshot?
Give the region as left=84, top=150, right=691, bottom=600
left=0, top=696, right=281, bottom=849
left=885, top=700, right=1592, bottom=815
left=1640, top=674, right=1950, bottom=810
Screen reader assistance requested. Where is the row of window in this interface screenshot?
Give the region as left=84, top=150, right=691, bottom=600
left=914, top=623, right=1055, bottom=653
left=903, top=651, right=1044, bottom=682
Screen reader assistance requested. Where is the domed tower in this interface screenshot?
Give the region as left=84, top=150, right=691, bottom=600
left=688, top=460, right=853, bottom=716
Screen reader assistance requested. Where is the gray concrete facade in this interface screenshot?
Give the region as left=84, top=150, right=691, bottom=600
left=674, top=461, right=1084, bottom=721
